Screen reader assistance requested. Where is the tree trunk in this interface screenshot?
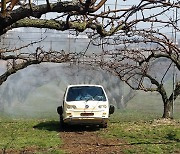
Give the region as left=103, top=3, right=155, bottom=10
left=162, top=100, right=172, bottom=119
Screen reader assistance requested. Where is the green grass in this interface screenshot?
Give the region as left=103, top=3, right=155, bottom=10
left=103, top=91, right=180, bottom=153
left=0, top=90, right=179, bottom=153
left=1, top=116, right=179, bottom=154
left=103, top=117, right=180, bottom=154
left=0, top=119, right=64, bottom=154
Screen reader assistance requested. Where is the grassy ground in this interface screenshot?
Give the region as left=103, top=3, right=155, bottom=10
left=0, top=116, right=179, bottom=154
left=0, top=119, right=63, bottom=154
left=1, top=115, right=179, bottom=154
left=101, top=91, right=180, bottom=154
left=0, top=91, right=179, bottom=153
left=103, top=112, right=180, bottom=154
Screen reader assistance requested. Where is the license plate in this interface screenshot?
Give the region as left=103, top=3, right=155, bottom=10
left=80, top=113, right=94, bottom=116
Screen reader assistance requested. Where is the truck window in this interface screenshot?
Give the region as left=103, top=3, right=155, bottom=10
left=66, top=86, right=107, bottom=102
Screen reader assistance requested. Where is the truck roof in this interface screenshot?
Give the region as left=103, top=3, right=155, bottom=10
left=67, top=84, right=104, bottom=88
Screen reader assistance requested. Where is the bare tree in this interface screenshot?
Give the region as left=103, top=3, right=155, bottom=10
left=0, top=0, right=111, bottom=86
left=0, top=44, right=79, bottom=85
left=0, top=0, right=110, bottom=35
left=0, top=0, right=180, bottom=118
left=0, top=0, right=179, bottom=78
left=80, top=28, right=179, bottom=118
left=0, top=0, right=179, bottom=35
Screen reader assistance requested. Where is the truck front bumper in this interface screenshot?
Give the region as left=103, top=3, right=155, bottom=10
left=63, top=117, right=108, bottom=125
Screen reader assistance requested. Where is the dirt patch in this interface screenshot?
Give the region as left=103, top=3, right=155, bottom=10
left=60, top=126, right=127, bottom=154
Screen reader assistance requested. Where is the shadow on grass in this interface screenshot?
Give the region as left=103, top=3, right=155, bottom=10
left=33, top=121, right=60, bottom=132
left=166, top=132, right=180, bottom=142
left=33, top=120, right=100, bottom=132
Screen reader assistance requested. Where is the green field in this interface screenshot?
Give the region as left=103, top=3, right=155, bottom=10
left=0, top=91, right=179, bottom=153
left=0, top=119, right=63, bottom=154
left=103, top=92, right=180, bottom=153
left=105, top=112, right=180, bottom=154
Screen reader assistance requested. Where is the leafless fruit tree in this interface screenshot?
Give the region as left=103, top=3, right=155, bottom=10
left=80, top=28, right=180, bottom=118
left=0, top=0, right=180, bottom=118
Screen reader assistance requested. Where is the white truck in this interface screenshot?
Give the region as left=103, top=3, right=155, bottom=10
left=57, top=84, right=115, bottom=128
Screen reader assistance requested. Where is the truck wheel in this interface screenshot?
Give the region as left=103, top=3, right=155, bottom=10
left=60, top=116, right=67, bottom=129
left=109, top=105, right=115, bottom=115
left=57, top=106, right=63, bottom=115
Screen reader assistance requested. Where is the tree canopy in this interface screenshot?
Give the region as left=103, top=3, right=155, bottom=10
left=1, top=0, right=180, bottom=36
left=0, top=0, right=180, bottom=118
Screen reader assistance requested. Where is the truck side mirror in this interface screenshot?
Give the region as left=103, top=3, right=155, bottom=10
left=57, top=106, right=63, bottom=115
left=109, top=105, right=115, bottom=115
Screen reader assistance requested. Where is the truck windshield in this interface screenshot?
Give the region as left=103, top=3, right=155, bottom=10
left=66, top=86, right=107, bottom=102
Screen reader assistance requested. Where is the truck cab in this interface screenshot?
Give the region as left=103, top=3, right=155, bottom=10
left=57, top=84, right=114, bottom=128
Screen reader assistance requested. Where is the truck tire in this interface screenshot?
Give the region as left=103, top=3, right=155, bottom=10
left=60, top=115, right=67, bottom=129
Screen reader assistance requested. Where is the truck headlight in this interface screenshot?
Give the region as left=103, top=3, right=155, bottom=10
left=98, top=105, right=107, bottom=108
left=67, top=105, right=77, bottom=109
